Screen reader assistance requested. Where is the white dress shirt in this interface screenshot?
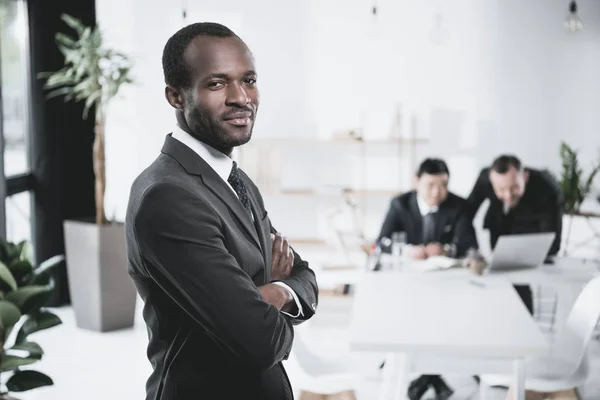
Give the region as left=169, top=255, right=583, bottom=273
left=171, top=126, right=303, bottom=318
left=416, top=196, right=439, bottom=217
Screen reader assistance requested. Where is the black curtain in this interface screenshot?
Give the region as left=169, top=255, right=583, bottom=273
left=27, top=0, right=96, bottom=305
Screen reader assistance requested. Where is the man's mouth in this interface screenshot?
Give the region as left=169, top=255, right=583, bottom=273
left=223, top=112, right=252, bottom=127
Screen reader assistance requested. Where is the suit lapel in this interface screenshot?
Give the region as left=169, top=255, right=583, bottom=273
left=434, top=204, right=451, bottom=239
left=161, top=135, right=261, bottom=250
left=246, top=186, right=271, bottom=282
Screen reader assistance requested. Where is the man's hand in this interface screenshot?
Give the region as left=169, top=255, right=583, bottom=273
left=258, top=283, right=292, bottom=310
left=462, top=250, right=488, bottom=276
left=425, top=243, right=445, bottom=257
left=271, top=232, right=293, bottom=281
left=407, top=245, right=427, bottom=259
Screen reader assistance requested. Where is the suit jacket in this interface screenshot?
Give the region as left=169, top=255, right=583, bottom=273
left=125, top=135, right=318, bottom=400
left=466, top=167, right=563, bottom=256
left=377, top=191, right=478, bottom=257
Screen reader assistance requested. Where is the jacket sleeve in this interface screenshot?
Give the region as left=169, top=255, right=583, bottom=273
left=466, top=168, right=490, bottom=221
left=377, top=198, right=405, bottom=241
left=132, top=182, right=293, bottom=370
left=269, top=223, right=319, bottom=325
left=452, top=208, right=479, bottom=257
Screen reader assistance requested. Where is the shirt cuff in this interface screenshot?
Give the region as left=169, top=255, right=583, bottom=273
left=272, top=282, right=304, bottom=318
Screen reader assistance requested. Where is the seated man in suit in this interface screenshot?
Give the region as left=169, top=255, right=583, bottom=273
left=466, top=155, right=563, bottom=314
left=378, top=158, right=478, bottom=260
left=378, top=158, right=478, bottom=400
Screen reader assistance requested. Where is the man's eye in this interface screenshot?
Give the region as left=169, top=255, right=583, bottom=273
left=208, top=82, right=224, bottom=89
left=244, top=78, right=257, bottom=85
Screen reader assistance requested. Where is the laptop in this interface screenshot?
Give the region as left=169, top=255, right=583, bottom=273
left=487, top=232, right=555, bottom=272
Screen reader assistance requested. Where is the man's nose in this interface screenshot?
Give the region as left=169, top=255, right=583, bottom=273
left=226, top=83, right=249, bottom=106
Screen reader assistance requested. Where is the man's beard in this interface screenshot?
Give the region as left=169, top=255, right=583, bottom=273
left=186, top=105, right=254, bottom=149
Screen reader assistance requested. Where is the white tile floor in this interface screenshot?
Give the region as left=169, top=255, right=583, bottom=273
left=12, top=295, right=600, bottom=400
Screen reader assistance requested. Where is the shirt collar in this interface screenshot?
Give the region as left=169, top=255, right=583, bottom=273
left=416, top=195, right=439, bottom=216
left=171, top=125, right=233, bottom=183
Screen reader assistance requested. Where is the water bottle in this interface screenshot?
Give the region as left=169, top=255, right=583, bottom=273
left=391, top=231, right=407, bottom=270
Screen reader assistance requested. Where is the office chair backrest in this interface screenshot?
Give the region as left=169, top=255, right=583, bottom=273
left=551, top=276, right=600, bottom=372
left=290, top=325, right=328, bottom=377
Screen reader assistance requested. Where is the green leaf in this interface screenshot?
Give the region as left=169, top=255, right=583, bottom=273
left=0, top=355, right=38, bottom=372
left=582, top=163, right=600, bottom=198
left=6, top=370, right=53, bottom=392
left=9, top=260, right=33, bottom=286
left=6, top=370, right=52, bottom=393
left=9, top=341, right=44, bottom=359
left=0, top=262, right=18, bottom=292
left=28, top=255, right=64, bottom=286
left=0, top=237, right=9, bottom=262
left=61, top=13, right=86, bottom=36
left=18, top=241, right=33, bottom=263
left=16, top=311, right=62, bottom=344
left=55, top=32, right=76, bottom=48
left=6, top=286, right=54, bottom=314
left=1, top=241, right=21, bottom=265
left=0, top=300, right=22, bottom=329
left=46, top=87, right=75, bottom=100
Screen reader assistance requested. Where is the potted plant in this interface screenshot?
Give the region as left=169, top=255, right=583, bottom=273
left=558, top=142, right=600, bottom=254
left=0, top=239, right=63, bottom=400
left=38, top=14, right=136, bottom=332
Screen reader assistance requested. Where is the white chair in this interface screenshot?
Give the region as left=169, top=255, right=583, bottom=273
left=285, top=324, right=380, bottom=400
left=480, top=275, right=600, bottom=399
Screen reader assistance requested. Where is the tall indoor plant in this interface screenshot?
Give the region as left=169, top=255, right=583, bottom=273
left=38, top=14, right=136, bottom=332
left=39, top=14, right=132, bottom=225
left=0, top=239, right=63, bottom=400
left=558, top=142, right=600, bottom=254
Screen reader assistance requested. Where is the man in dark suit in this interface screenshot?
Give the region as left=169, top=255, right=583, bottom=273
left=125, top=22, right=318, bottom=399
left=377, top=158, right=478, bottom=400
left=466, top=155, right=563, bottom=314
left=379, top=158, right=478, bottom=260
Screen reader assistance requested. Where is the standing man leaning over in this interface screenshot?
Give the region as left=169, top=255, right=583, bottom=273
left=125, top=22, right=318, bottom=399
left=466, top=155, right=563, bottom=313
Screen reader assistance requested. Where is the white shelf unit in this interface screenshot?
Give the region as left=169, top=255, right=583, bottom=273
left=237, top=135, right=429, bottom=245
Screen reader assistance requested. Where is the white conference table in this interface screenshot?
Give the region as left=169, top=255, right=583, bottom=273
left=349, top=272, right=549, bottom=400
left=321, top=256, right=599, bottom=333
left=406, top=256, right=600, bottom=333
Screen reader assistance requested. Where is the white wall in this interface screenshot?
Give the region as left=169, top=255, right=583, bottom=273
left=96, top=0, right=600, bottom=241
left=96, top=0, right=310, bottom=220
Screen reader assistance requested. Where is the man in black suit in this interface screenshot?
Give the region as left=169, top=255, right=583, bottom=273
left=125, top=23, right=318, bottom=399
left=466, top=155, right=563, bottom=314
left=378, top=158, right=478, bottom=400
left=379, top=158, right=478, bottom=260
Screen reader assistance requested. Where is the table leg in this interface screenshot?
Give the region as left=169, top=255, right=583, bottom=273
left=378, top=353, right=410, bottom=400
left=513, top=358, right=525, bottom=400
left=392, top=353, right=410, bottom=400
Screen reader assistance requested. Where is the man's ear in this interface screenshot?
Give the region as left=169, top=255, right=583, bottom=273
left=165, top=86, right=185, bottom=110
left=523, top=170, right=530, bottom=183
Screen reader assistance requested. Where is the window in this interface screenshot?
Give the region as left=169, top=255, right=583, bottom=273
left=5, top=191, right=30, bottom=243
left=1, top=0, right=31, bottom=176
left=1, top=0, right=33, bottom=244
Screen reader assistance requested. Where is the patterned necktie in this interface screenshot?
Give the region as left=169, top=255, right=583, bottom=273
left=422, top=211, right=437, bottom=244
left=227, top=161, right=252, bottom=215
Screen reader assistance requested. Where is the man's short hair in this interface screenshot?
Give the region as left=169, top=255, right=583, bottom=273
left=491, top=155, right=523, bottom=174
left=162, top=22, right=239, bottom=89
left=417, top=158, right=450, bottom=177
